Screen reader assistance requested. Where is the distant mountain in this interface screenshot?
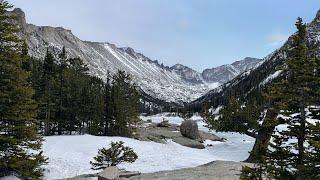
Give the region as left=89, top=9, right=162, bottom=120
left=171, top=57, right=262, bottom=85
left=7, top=8, right=262, bottom=104
left=170, top=64, right=203, bottom=84
left=187, top=9, right=320, bottom=112
left=202, top=57, right=262, bottom=84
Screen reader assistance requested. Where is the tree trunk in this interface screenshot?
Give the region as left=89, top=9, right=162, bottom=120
left=44, top=103, right=50, bottom=136
left=297, top=93, right=306, bottom=179
left=245, top=108, right=277, bottom=163
left=245, top=129, right=272, bottom=163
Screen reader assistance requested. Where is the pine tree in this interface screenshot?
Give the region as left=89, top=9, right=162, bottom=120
left=56, top=47, right=68, bottom=135
left=40, top=50, right=57, bottom=135
left=103, top=72, right=113, bottom=136
left=111, top=70, right=140, bottom=137
left=90, top=141, right=138, bottom=170
left=0, top=1, right=47, bottom=178
left=263, top=18, right=319, bottom=179
left=306, top=121, right=320, bottom=179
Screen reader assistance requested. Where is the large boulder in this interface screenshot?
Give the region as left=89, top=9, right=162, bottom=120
left=180, top=120, right=200, bottom=140
left=98, top=166, right=120, bottom=180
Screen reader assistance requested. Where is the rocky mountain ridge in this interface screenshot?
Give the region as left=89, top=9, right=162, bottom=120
left=8, top=8, right=262, bottom=104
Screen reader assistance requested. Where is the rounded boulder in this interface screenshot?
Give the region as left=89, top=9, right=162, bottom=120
left=180, top=120, right=200, bottom=140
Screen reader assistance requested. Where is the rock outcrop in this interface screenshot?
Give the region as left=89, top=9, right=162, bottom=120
left=180, top=120, right=200, bottom=140
left=121, top=161, right=253, bottom=180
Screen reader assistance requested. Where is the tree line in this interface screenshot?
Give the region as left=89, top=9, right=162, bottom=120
left=30, top=48, right=140, bottom=137
left=0, top=1, right=140, bottom=178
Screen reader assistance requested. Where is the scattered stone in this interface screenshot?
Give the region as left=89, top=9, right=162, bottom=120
left=180, top=120, right=200, bottom=140
left=98, top=166, right=120, bottom=180
left=157, top=119, right=170, bottom=127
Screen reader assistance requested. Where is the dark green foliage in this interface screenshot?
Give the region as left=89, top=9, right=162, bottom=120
left=304, top=108, right=320, bottom=179
left=262, top=18, right=320, bottom=179
left=205, top=97, right=261, bottom=138
left=109, top=70, right=140, bottom=137
left=265, top=131, right=293, bottom=179
left=202, top=95, right=276, bottom=163
left=103, top=72, right=113, bottom=136
left=24, top=46, right=140, bottom=137
left=90, top=141, right=138, bottom=170
left=0, top=1, right=47, bottom=178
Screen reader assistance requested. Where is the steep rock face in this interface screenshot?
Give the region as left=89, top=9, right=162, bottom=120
left=170, top=64, right=203, bottom=84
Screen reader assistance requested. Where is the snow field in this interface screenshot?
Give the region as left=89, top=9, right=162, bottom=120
left=41, top=114, right=254, bottom=179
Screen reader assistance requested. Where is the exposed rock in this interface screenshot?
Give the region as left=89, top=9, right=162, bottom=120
left=180, top=120, right=200, bottom=140
left=199, top=131, right=224, bottom=142
left=173, top=137, right=205, bottom=149
left=137, top=123, right=223, bottom=149
left=119, top=171, right=141, bottom=178
left=121, top=161, right=253, bottom=180
left=98, top=166, right=120, bottom=180
left=62, top=174, right=96, bottom=180
left=156, top=119, right=170, bottom=127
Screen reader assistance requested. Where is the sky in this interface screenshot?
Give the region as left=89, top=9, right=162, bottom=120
left=8, top=0, right=320, bottom=71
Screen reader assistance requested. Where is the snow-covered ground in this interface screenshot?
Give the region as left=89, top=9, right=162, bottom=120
left=141, top=113, right=254, bottom=161
left=41, top=113, right=254, bottom=179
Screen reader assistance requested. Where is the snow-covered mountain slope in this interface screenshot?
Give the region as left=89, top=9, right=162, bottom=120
left=170, top=64, right=203, bottom=84
left=8, top=8, right=262, bottom=103
left=188, top=9, right=320, bottom=111
left=202, top=57, right=262, bottom=84
left=171, top=57, right=262, bottom=85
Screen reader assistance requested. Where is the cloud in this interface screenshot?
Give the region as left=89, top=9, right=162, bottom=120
left=266, top=32, right=289, bottom=47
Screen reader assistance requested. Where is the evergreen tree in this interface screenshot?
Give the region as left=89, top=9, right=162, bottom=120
left=40, top=50, right=57, bottom=135
left=111, top=71, right=140, bottom=137
left=90, top=141, right=138, bottom=170
left=262, top=18, right=319, bottom=179
left=103, top=72, right=113, bottom=136
left=56, top=47, right=68, bottom=135
left=306, top=122, right=320, bottom=178
left=0, top=1, right=47, bottom=178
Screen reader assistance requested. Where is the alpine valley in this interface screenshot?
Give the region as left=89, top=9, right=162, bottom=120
left=2, top=2, right=320, bottom=179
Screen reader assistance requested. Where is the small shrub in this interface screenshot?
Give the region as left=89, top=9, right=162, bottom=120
left=90, top=141, right=138, bottom=170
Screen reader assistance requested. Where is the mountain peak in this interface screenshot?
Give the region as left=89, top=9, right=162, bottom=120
left=6, top=8, right=27, bottom=30
left=316, top=9, right=320, bottom=20
left=171, top=63, right=188, bottom=70
left=11, top=8, right=25, bottom=17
